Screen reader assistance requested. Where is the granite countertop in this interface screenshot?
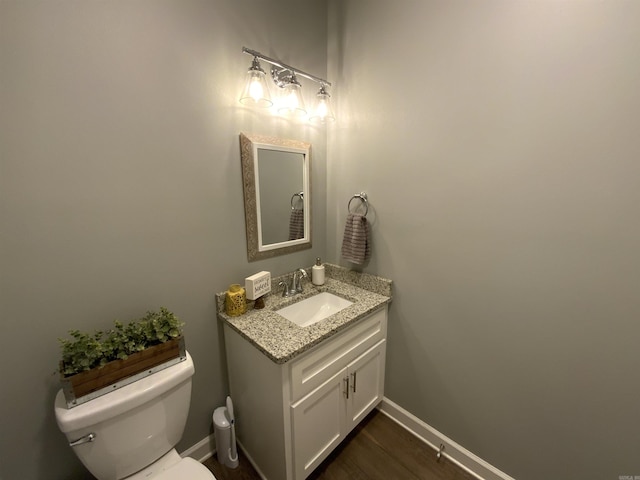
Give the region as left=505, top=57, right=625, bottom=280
left=217, top=264, right=392, bottom=364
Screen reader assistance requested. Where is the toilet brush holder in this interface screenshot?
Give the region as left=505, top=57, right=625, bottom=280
left=213, top=406, right=238, bottom=468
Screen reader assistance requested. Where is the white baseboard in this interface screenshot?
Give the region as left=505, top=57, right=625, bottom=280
left=180, top=433, right=215, bottom=463
left=378, top=398, right=515, bottom=480
left=182, top=399, right=515, bottom=480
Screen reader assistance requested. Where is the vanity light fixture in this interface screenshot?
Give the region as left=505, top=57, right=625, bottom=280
left=239, top=56, right=273, bottom=108
left=240, top=47, right=334, bottom=122
left=270, top=67, right=307, bottom=117
left=309, top=84, right=335, bottom=123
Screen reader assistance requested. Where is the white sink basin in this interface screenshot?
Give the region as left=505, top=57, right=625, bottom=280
left=276, top=292, right=353, bottom=327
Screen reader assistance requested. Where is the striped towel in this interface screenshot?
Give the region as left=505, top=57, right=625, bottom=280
left=289, top=209, right=305, bottom=240
left=341, top=213, right=370, bottom=264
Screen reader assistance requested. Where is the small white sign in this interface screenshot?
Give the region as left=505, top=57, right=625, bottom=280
left=245, top=271, right=271, bottom=300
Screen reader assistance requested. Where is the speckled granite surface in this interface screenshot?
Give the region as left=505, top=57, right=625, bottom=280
left=217, top=264, right=392, bottom=364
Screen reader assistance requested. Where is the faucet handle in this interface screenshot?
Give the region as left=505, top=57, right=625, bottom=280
left=278, top=281, right=289, bottom=297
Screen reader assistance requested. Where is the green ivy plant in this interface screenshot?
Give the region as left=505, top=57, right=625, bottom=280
left=59, top=307, right=184, bottom=377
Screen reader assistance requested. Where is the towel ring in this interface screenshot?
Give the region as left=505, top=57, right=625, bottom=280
left=290, top=191, right=304, bottom=210
left=348, top=192, right=368, bottom=216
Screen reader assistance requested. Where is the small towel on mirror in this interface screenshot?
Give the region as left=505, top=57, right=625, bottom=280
left=289, top=209, right=305, bottom=240
left=341, top=213, right=370, bottom=264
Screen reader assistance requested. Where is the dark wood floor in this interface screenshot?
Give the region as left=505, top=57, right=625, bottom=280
left=203, top=409, right=478, bottom=480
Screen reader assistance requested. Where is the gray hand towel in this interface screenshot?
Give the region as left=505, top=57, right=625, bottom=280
left=341, top=213, right=370, bottom=264
left=289, top=209, right=305, bottom=240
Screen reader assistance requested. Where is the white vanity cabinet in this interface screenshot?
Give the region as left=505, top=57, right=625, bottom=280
left=223, top=306, right=387, bottom=480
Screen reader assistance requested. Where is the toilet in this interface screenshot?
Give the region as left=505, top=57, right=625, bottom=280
left=54, top=352, right=216, bottom=480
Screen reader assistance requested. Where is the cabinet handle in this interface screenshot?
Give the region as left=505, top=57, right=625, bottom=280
left=343, top=376, right=349, bottom=399
left=351, top=371, right=357, bottom=393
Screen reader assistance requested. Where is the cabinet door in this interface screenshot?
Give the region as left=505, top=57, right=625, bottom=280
left=291, top=367, right=348, bottom=480
left=346, top=340, right=386, bottom=432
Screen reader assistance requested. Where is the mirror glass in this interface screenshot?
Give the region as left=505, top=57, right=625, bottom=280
left=240, top=133, right=311, bottom=261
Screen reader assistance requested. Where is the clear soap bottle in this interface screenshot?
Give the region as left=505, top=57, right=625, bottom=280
left=312, top=257, right=325, bottom=286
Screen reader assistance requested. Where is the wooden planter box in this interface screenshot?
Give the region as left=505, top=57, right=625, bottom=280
left=60, top=336, right=186, bottom=408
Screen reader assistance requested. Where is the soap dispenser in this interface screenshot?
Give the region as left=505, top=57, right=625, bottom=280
left=312, top=257, right=325, bottom=286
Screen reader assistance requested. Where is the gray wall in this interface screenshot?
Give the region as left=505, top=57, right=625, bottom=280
left=328, top=1, right=640, bottom=479
left=0, top=1, right=327, bottom=479
left=4, top=1, right=640, bottom=480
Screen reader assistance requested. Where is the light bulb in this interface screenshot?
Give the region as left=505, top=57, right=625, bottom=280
left=277, top=74, right=306, bottom=117
left=310, top=85, right=335, bottom=123
left=239, top=58, right=272, bottom=108
left=248, top=74, right=265, bottom=102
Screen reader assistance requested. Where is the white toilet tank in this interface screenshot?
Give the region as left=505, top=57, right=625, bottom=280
left=55, top=352, right=195, bottom=480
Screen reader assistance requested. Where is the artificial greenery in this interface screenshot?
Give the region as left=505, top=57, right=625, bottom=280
left=59, top=307, right=184, bottom=377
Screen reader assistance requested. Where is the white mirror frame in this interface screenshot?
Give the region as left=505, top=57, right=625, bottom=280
left=240, top=132, right=312, bottom=262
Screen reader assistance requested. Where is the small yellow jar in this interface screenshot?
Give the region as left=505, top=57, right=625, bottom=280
left=225, top=284, right=247, bottom=316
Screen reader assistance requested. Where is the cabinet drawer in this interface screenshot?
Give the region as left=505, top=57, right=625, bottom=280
left=289, top=307, right=387, bottom=401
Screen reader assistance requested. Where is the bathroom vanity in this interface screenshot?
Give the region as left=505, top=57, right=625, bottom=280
left=218, top=265, right=392, bottom=480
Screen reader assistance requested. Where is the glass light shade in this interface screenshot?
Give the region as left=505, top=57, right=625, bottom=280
left=309, top=87, right=335, bottom=123
left=239, top=59, right=272, bottom=108
left=277, top=76, right=306, bottom=117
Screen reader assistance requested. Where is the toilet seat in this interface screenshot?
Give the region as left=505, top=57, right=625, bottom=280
left=154, top=457, right=216, bottom=480
left=125, top=451, right=215, bottom=480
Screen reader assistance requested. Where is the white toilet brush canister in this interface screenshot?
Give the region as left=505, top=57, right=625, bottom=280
left=226, top=396, right=239, bottom=468
left=212, top=398, right=239, bottom=469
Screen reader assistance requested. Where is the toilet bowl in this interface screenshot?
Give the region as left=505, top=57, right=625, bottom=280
left=54, top=352, right=216, bottom=480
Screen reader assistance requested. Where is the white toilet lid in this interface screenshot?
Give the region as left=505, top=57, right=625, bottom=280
left=154, top=457, right=216, bottom=480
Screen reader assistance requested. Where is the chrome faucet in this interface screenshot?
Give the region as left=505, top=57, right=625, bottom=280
left=292, top=268, right=308, bottom=293
left=279, top=268, right=308, bottom=297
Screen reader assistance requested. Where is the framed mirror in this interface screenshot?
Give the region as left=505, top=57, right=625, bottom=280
left=240, top=133, right=312, bottom=261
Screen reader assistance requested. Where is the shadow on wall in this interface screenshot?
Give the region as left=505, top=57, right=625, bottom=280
left=40, top=381, right=87, bottom=479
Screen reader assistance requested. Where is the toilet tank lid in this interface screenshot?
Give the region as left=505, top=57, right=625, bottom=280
left=55, top=351, right=194, bottom=433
